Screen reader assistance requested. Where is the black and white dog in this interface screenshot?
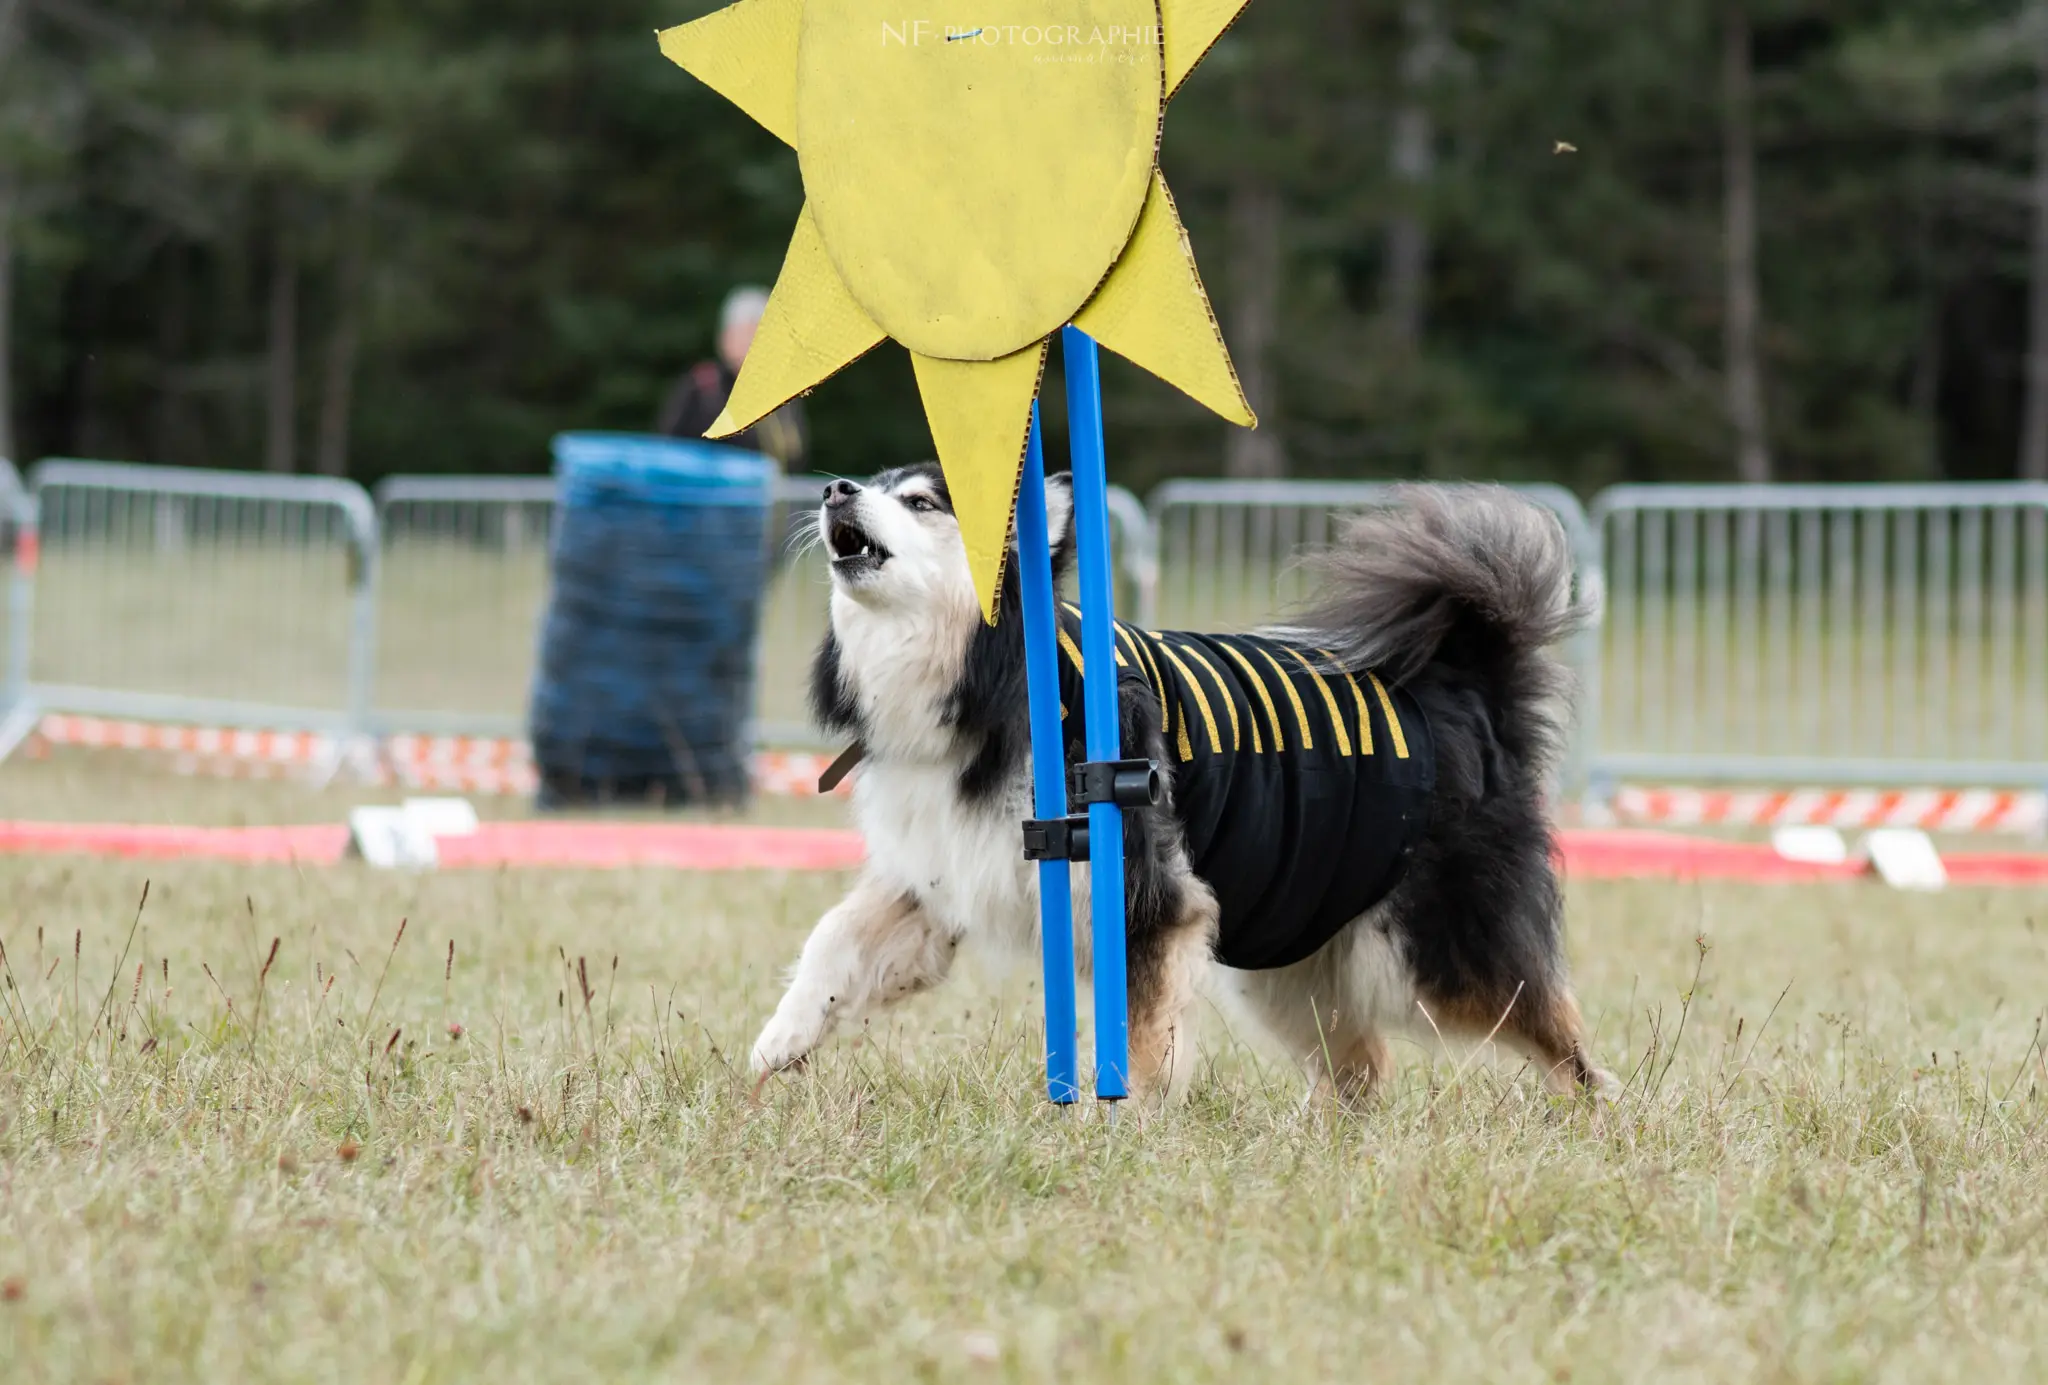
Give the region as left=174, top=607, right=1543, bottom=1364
left=752, top=465, right=1614, bottom=1104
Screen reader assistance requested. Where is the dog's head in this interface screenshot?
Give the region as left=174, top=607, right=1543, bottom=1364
left=810, top=463, right=1075, bottom=747
left=815, top=462, right=1073, bottom=618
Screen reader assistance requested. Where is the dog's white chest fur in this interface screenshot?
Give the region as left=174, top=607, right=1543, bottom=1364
left=830, top=588, right=1089, bottom=966
left=853, top=765, right=1085, bottom=966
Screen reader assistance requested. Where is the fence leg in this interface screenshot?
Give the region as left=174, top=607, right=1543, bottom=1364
left=345, top=508, right=381, bottom=761
left=1017, top=404, right=1080, bottom=1104
left=1567, top=569, right=1605, bottom=810
left=0, top=518, right=38, bottom=765
left=1063, top=325, right=1130, bottom=1103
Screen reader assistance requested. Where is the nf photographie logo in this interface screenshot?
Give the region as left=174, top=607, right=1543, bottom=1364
left=880, top=19, right=1163, bottom=48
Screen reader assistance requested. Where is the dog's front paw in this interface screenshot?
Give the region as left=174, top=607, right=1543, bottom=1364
left=751, top=1007, right=825, bottom=1077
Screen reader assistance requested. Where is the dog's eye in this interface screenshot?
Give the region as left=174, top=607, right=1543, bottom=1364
left=906, top=495, right=938, bottom=514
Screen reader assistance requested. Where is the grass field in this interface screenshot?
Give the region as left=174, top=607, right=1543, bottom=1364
left=3, top=753, right=2048, bottom=1383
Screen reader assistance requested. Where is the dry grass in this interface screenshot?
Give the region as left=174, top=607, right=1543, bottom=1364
left=2, top=760, right=2047, bottom=1382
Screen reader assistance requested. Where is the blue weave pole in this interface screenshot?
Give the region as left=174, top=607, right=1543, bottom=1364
left=1062, top=325, right=1130, bottom=1101
left=1015, top=403, right=1081, bottom=1104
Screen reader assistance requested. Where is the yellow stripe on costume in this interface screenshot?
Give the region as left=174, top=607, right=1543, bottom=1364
left=1155, top=640, right=1195, bottom=762
left=1139, top=636, right=1178, bottom=753
left=1116, top=622, right=1174, bottom=751
left=1367, top=672, right=1410, bottom=759
left=1284, top=648, right=1352, bottom=757
left=1218, top=642, right=1285, bottom=752
left=1121, top=625, right=1192, bottom=763
left=1113, top=624, right=1158, bottom=698
left=1061, top=604, right=1127, bottom=668
left=1177, top=645, right=1241, bottom=751
left=1159, top=646, right=1224, bottom=755
left=1057, top=626, right=1086, bottom=676
left=1256, top=648, right=1315, bottom=751
left=1198, top=645, right=1261, bottom=752
left=1320, top=650, right=1374, bottom=756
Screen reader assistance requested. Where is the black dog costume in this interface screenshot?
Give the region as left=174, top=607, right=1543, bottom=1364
left=1053, top=605, right=1434, bottom=971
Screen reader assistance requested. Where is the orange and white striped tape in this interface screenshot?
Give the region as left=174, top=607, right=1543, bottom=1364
left=1614, top=785, right=2046, bottom=836
left=382, top=733, right=539, bottom=796
left=32, top=715, right=851, bottom=799
left=36, top=715, right=2040, bottom=831
left=40, top=714, right=342, bottom=766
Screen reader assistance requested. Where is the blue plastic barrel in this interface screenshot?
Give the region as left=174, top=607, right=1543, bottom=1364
left=529, top=433, right=776, bottom=809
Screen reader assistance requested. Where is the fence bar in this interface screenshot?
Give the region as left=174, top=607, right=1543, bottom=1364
left=1642, top=508, right=1669, bottom=754
left=1957, top=507, right=1985, bottom=745
left=0, top=460, right=34, bottom=757
left=2, top=459, right=29, bottom=711
left=1826, top=510, right=1854, bottom=758
left=2027, top=509, right=2048, bottom=761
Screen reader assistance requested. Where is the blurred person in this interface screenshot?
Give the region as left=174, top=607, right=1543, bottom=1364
left=657, top=285, right=807, bottom=467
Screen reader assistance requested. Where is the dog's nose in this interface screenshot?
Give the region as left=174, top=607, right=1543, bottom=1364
left=824, top=479, right=860, bottom=509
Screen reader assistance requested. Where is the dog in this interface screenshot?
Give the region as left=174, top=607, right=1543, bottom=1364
left=751, top=464, right=1614, bottom=1104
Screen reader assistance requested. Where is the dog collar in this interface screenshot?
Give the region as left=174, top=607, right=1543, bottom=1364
left=818, top=741, right=867, bottom=793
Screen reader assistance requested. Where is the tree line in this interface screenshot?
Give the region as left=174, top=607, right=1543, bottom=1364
left=3, top=0, right=2047, bottom=495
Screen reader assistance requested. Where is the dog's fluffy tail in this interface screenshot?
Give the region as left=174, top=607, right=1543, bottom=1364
left=1281, top=485, right=1582, bottom=775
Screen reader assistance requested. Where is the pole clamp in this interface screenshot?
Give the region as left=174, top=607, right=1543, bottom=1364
left=1069, top=758, right=1163, bottom=810
left=1022, top=815, right=1090, bottom=863
left=1021, top=759, right=1161, bottom=861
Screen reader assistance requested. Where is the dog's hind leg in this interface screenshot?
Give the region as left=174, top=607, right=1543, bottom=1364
left=1498, top=985, right=1619, bottom=1099
left=751, top=872, right=957, bottom=1076
left=1123, top=875, right=1219, bottom=1106
left=1420, top=979, right=1618, bottom=1100
left=1215, top=919, right=1409, bottom=1107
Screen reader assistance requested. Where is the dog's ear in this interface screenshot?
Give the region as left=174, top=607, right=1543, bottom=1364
left=1042, top=471, right=1077, bottom=575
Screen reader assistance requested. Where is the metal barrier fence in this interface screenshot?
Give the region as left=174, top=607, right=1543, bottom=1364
left=1, top=459, right=30, bottom=733
left=1593, top=483, right=2048, bottom=789
left=372, top=472, right=826, bottom=745
left=8, top=459, right=2047, bottom=799
left=372, top=476, right=557, bottom=737
left=372, top=472, right=1158, bottom=748
left=1146, top=478, right=1600, bottom=625
left=21, top=461, right=379, bottom=732
left=1146, top=479, right=1605, bottom=792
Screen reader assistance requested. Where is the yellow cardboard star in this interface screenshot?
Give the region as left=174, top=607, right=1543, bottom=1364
left=662, top=0, right=1256, bottom=619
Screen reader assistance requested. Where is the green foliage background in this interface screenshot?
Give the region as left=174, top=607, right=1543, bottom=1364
left=2, top=0, right=2041, bottom=492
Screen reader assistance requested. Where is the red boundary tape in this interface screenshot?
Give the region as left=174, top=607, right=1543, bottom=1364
left=0, top=819, right=2043, bottom=883
left=0, top=820, right=864, bottom=871
left=0, top=822, right=351, bottom=864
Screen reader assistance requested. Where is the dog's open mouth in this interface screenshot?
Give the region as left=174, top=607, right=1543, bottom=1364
left=827, top=516, right=891, bottom=573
